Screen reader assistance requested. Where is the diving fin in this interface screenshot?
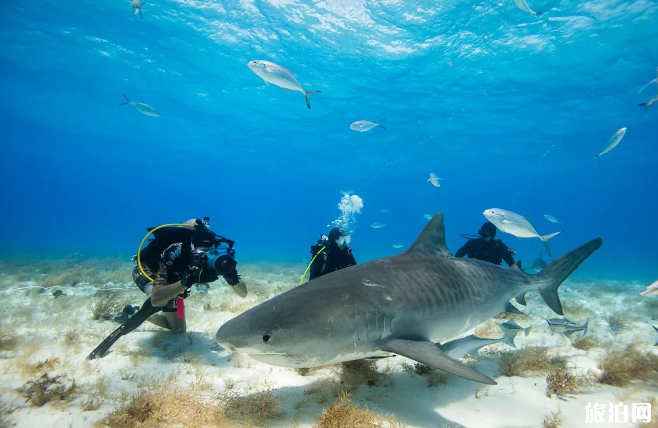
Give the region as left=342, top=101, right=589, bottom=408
left=382, top=338, right=496, bottom=385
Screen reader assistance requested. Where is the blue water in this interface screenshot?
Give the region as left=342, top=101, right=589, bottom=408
left=1, top=0, right=656, bottom=281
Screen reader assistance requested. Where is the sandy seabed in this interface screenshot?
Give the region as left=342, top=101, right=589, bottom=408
left=0, top=256, right=656, bottom=428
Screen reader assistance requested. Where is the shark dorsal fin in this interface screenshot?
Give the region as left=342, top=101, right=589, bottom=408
left=511, top=260, right=523, bottom=271
left=405, top=213, right=452, bottom=258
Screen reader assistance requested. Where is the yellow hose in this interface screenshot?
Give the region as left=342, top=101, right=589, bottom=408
left=137, top=223, right=193, bottom=282
left=300, top=246, right=325, bottom=285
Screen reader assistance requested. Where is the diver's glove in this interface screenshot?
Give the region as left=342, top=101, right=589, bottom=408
left=182, top=268, right=218, bottom=288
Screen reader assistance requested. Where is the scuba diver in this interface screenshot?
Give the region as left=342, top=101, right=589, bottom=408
left=87, top=217, right=247, bottom=360
left=455, top=221, right=516, bottom=267
left=307, top=227, right=357, bottom=281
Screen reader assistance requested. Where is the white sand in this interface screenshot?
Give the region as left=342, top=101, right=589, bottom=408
left=0, top=263, right=657, bottom=428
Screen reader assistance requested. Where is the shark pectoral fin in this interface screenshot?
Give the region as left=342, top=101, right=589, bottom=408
left=515, top=291, right=528, bottom=306
left=381, top=339, right=496, bottom=385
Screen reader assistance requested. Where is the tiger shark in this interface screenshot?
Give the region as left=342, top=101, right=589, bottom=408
left=215, top=214, right=601, bottom=385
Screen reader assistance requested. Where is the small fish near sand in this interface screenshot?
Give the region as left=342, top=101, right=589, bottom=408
left=523, top=251, right=548, bottom=273
left=543, top=317, right=589, bottom=338
left=120, top=94, right=160, bottom=117
left=439, top=326, right=517, bottom=359
left=392, top=244, right=404, bottom=249
left=544, top=214, right=561, bottom=224
left=483, top=208, right=561, bottom=257
left=247, top=60, right=320, bottom=109
left=370, top=222, right=386, bottom=229
left=428, top=172, right=443, bottom=195
left=593, top=127, right=626, bottom=161
left=640, top=279, right=658, bottom=296
left=500, top=319, right=533, bottom=337
left=131, top=0, right=145, bottom=19
left=350, top=119, right=387, bottom=132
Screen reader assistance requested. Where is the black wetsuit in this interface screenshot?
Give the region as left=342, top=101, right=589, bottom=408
left=309, top=241, right=357, bottom=280
left=455, top=238, right=515, bottom=267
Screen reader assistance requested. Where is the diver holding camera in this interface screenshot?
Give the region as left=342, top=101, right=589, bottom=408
left=87, top=218, right=247, bottom=360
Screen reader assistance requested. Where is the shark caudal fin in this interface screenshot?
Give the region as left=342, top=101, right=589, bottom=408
left=538, top=238, right=602, bottom=315
left=120, top=94, right=131, bottom=105
left=303, top=90, right=321, bottom=109
left=539, top=231, right=561, bottom=257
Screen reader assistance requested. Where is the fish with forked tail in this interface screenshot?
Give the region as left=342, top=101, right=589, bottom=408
left=247, top=60, right=320, bottom=109
left=131, top=0, right=145, bottom=19
left=543, top=317, right=589, bottom=337
left=483, top=208, right=561, bottom=257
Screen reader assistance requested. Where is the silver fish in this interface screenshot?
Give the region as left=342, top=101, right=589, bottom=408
left=544, top=317, right=589, bottom=337
left=428, top=173, right=443, bottom=195
left=370, top=223, right=386, bottom=229
left=640, top=279, right=658, bottom=296
left=380, top=208, right=391, bottom=213
left=439, top=325, right=518, bottom=359
left=483, top=208, right=561, bottom=257
left=639, top=67, right=658, bottom=113
left=247, top=60, right=320, bottom=109
left=500, top=319, right=532, bottom=337
left=350, top=119, right=386, bottom=132
left=423, top=214, right=432, bottom=220
left=544, top=214, right=561, bottom=224
left=120, top=94, right=160, bottom=117
left=131, top=0, right=145, bottom=19
left=593, top=127, right=626, bottom=160
left=523, top=251, right=548, bottom=274
left=513, top=0, right=542, bottom=17
left=392, top=244, right=404, bottom=249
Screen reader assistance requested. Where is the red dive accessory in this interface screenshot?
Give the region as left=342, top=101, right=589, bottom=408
left=177, top=297, right=185, bottom=319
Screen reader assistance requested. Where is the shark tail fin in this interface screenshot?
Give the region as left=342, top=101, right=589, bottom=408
left=378, top=118, right=387, bottom=130
left=120, top=94, right=130, bottom=105
left=515, top=291, right=528, bottom=306
left=653, top=325, right=658, bottom=346
left=523, top=326, right=532, bottom=337
left=583, top=318, right=589, bottom=336
left=539, top=231, right=561, bottom=257
left=303, top=90, right=321, bottom=109
left=538, top=238, right=602, bottom=315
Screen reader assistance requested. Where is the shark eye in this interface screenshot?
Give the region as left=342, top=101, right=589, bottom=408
left=262, top=335, right=271, bottom=343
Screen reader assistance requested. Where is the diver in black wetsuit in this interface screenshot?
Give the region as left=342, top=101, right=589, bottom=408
left=309, top=227, right=357, bottom=280
left=455, top=221, right=516, bottom=267
left=87, top=218, right=246, bottom=360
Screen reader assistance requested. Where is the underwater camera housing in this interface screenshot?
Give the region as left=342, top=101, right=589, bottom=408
left=192, top=243, right=237, bottom=276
